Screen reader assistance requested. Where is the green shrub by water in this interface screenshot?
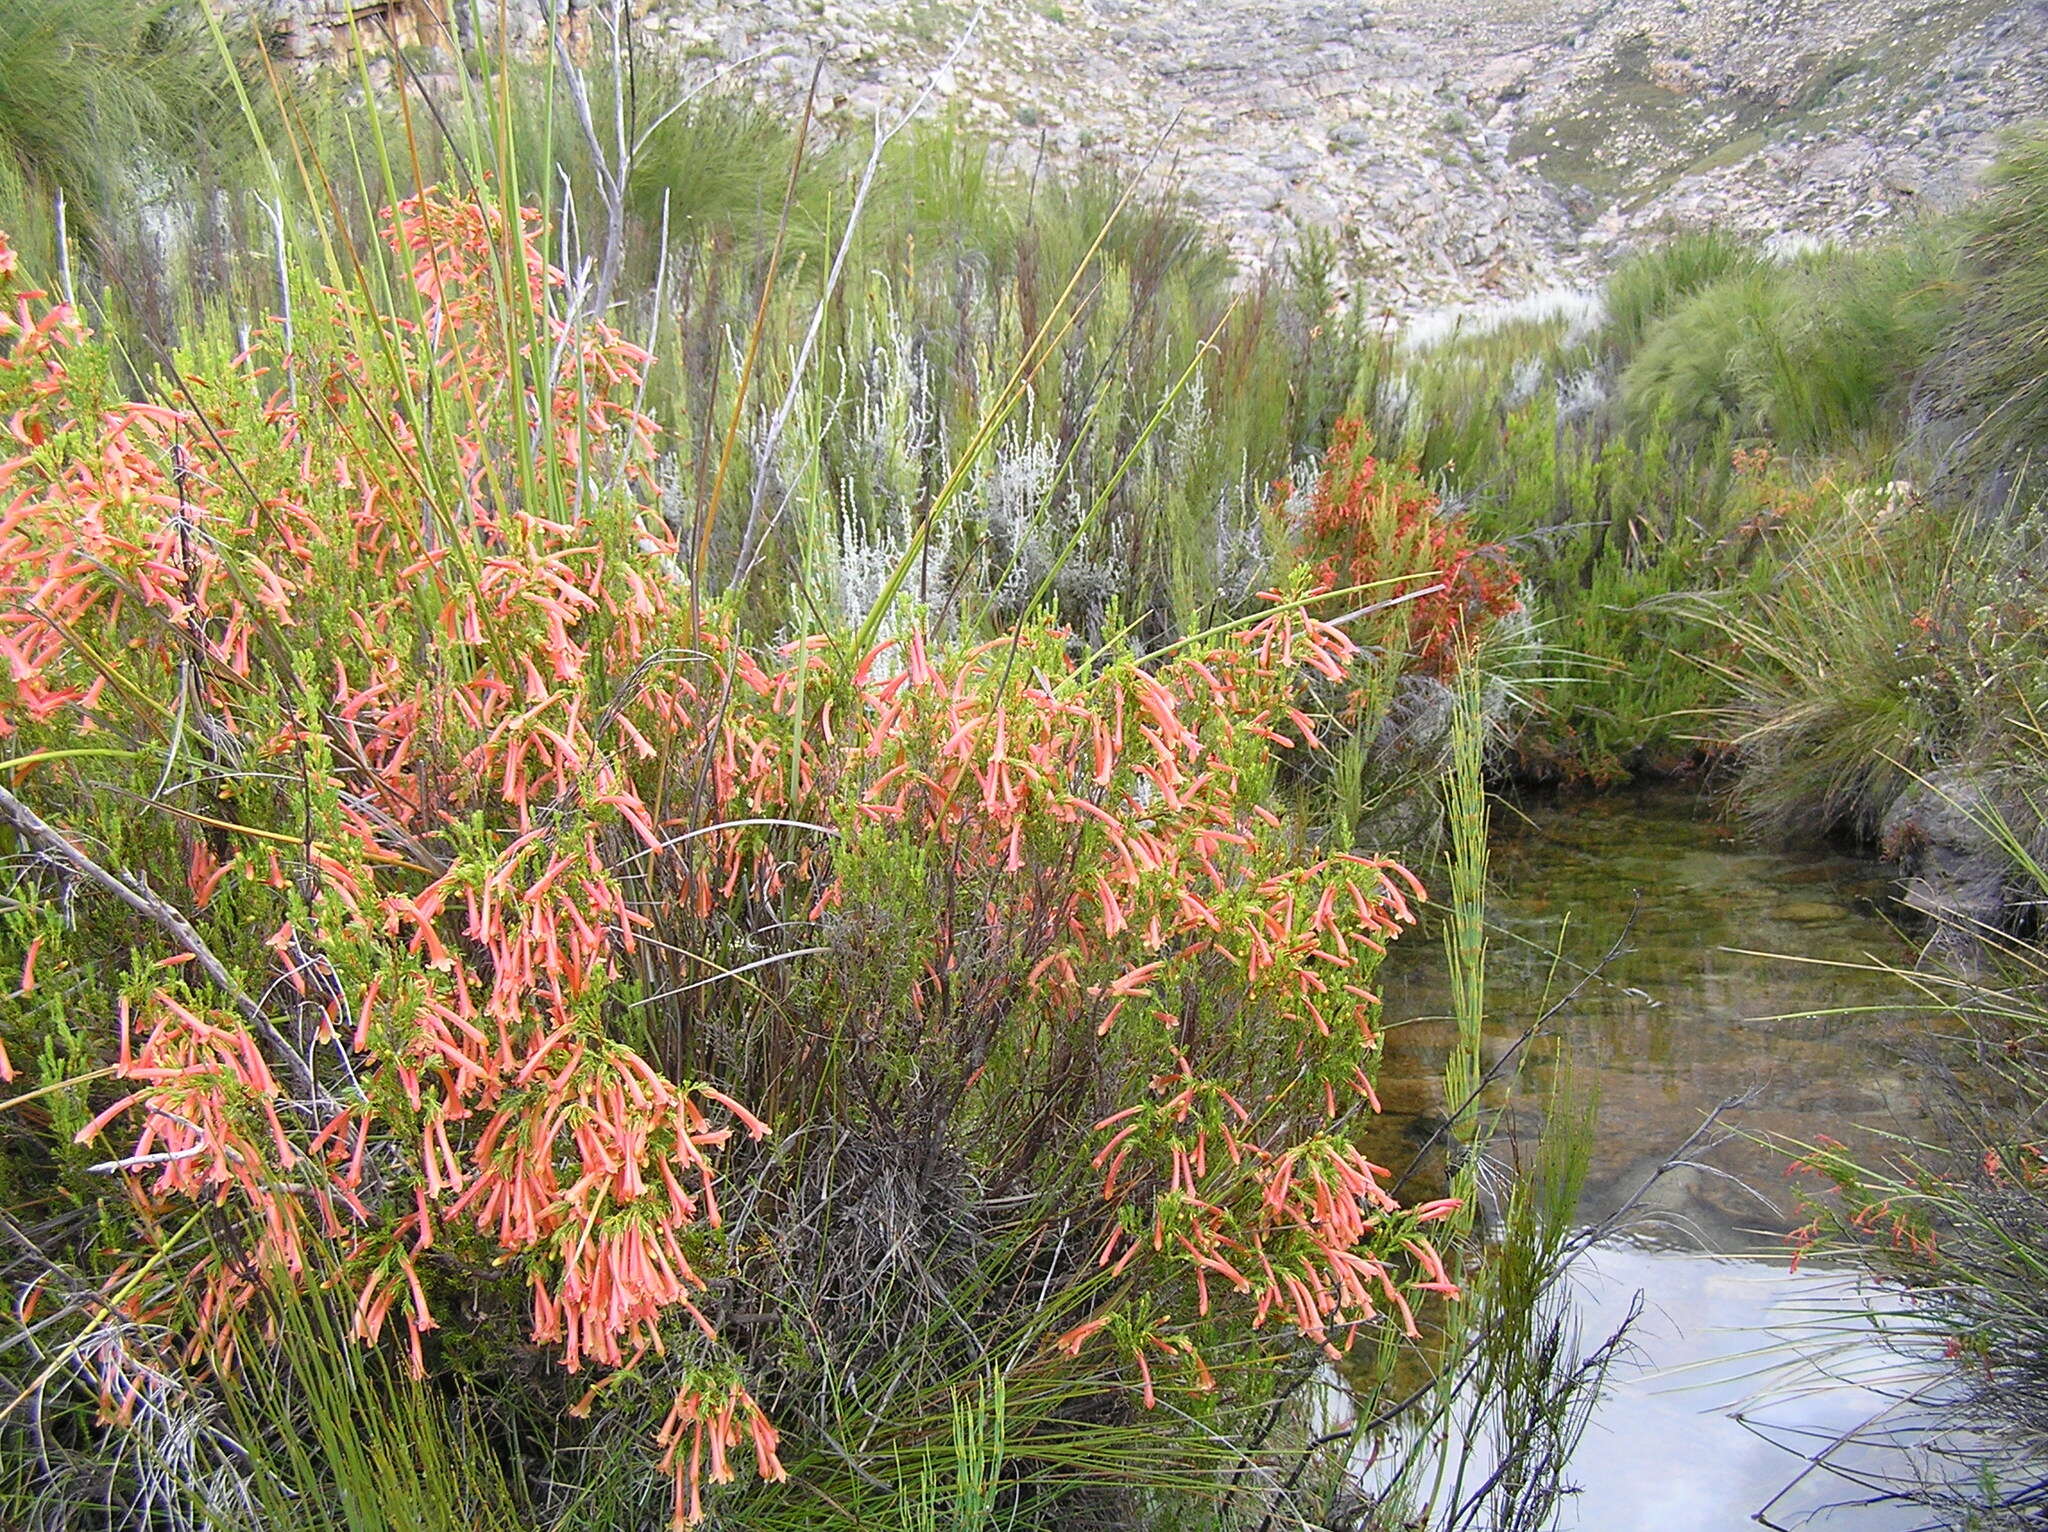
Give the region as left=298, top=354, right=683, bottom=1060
left=1620, top=265, right=1781, bottom=442
left=1620, top=235, right=1954, bottom=455
left=1690, top=483, right=2048, bottom=838
left=1785, top=809, right=2048, bottom=1522
left=1362, top=167, right=2019, bottom=788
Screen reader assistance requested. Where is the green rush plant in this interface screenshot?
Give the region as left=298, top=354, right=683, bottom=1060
left=1690, top=484, right=2048, bottom=839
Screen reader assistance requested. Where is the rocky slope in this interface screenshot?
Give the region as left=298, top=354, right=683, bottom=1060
left=279, top=0, right=2048, bottom=307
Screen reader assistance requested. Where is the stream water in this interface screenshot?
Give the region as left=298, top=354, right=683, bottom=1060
left=1370, top=785, right=1957, bottom=1529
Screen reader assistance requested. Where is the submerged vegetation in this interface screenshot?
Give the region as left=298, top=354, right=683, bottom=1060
left=0, top=0, right=2046, bottom=1526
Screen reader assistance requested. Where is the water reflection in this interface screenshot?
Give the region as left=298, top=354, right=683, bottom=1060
left=1563, top=1245, right=1941, bottom=1531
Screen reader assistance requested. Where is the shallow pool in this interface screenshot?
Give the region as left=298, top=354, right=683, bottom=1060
left=1367, top=785, right=1957, bottom=1528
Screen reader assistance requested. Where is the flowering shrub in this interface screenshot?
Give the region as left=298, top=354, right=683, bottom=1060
left=0, top=199, right=1458, bottom=1524
left=1293, top=416, right=1520, bottom=678
left=1785, top=1133, right=1941, bottom=1273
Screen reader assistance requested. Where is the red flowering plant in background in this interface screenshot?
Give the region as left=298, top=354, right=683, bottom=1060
left=0, top=196, right=1460, bottom=1525
left=1293, top=416, right=1521, bottom=680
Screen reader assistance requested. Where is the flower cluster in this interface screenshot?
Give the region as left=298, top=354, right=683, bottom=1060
left=1294, top=416, right=1521, bottom=677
